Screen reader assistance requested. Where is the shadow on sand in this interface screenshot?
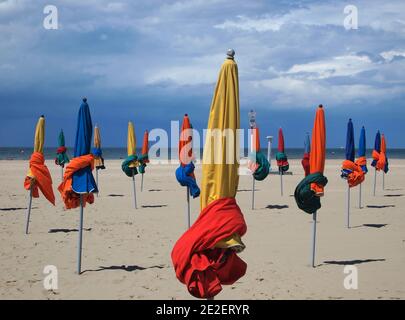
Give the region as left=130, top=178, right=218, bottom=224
left=141, top=205, right=167, bottom=208
left=384, top=194, right=403, bottom=197
left=49, top=228, right=92, bottom=233
left=322, top=258, right=386, bottom=266
left=0, top=207, right=38, bottom=211
left=83, top=264, right=165, bottom=273
left=265, top=205, right=289, bottom=210
left=366, top=205, right=395, bottom=209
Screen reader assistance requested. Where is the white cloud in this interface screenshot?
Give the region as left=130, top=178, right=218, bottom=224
left=380, top=50, right=405, bottom=62
left=285, top=54, right=376, bottom=79
left=215, top=15, right=285, bottom=32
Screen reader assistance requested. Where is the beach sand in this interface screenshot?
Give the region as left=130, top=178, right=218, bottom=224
left=0, top=159, right=404, bottom=300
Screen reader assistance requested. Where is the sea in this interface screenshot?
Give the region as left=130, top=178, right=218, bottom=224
left=1, top=147, right=404, bottom=161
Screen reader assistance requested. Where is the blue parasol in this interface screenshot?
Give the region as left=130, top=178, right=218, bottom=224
left=72, top=98, right=98, bottom=194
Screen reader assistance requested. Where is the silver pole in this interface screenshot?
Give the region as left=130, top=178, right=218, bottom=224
left=382, top=172, right=385, bottom=190
left=359, top=183, right=362, bottom=209
left=132, top=169, right=137, bottom=209
left=251, top=176, right=255, bottom=210
left=96, top=169, right=99, bottom=197
left=77, top=194, right=84, bottom=274
left=186, top=187, right=190, bottom=229
left=311, top=211, right=317, bottom=268
left=280, top=171, right=283, bottom=196
left=373, top=168, right=377, bottom=196
left=141, top=173, right=144, bottom=192
left=347, top=185, right=350, bottom=228
left=25, top=186, right=33, bottom=234
left=61, top=166, right=64, bottom=183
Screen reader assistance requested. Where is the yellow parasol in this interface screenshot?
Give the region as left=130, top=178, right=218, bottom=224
left=201, top=49, right=243, bottom=250
left=201, top=51, right=240, bottom=211
left=127, top=121, right=137, bottom=168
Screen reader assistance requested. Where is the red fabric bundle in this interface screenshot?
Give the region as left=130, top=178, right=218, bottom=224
left=301, top=153, right=310, bottom=177
left=58, top=154, right=95, bottom=209
left=24, top=152, right=55, bottom=205
left=341, top=159, right=365, bottom=188
left=171, top=197, right=247, bottom=299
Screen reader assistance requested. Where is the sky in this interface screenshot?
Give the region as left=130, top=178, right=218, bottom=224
left=0, top=0, right=404, bottom=148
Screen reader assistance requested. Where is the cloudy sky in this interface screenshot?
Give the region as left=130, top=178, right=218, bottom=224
left=0, top=0, right=404, bottom=148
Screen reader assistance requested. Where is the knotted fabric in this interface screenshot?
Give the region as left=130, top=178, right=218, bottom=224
left=341, top=160, right=365, bottom=188
left=294, top=172, right=328, bottom=214
left=248, top=152, right=270, bottom=181
left=55, top=146, right=69, bottom=167
left=175, top=162, right=200, bottom=198
left=121, top=155, right=138, bottom=177
left=24, top=152, right=55, bottom=205
left=171, top=197, right=247, bottom=299
left=371, top=150, right=388, bottom=173
left=58, top=154, right=95, bottom=209
left=276, top=152, right=289, bottom=172
left=138, top=154, right=149, bottom=174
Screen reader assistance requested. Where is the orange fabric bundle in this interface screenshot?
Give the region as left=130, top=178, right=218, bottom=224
left=341, top=160, right=365, bottom=188
left=24, top=152, right=55, bottom=205
left=355, top=156, right=367, bottom=168
left=58, top=154, right=95, bottom=209
left=372, top=150, right=385, bottom=171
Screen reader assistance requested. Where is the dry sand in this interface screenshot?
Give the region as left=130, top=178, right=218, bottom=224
left=0, top=159, right=404, bottom=300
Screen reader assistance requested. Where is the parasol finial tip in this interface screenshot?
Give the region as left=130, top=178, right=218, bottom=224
left=318, top=104, right=323, bottom=108
left=83, top=97, right=87, bottom=103
left=40, top=114, right=44, bottom=118
left=185, top=113, right=188, bottom=116
left=227, top=48, right=235, bottom=58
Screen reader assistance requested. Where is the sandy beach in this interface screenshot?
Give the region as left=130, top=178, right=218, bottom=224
left=0, top=158, right=404, bottom=300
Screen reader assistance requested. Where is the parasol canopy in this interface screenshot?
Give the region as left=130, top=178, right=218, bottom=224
left=358, top=126, right=367, bottom=173
left=248, top=127, right=270, bottom=181
left=121, top=121, right=139, bottom=177
left=295, top=105, right=328, bottom=214
left=175, top=114, right=200, bottom=198
left=93, top=126, right=105, bottom=170
left=58, top=99, right=97, bottom=209
left=138, top=130, right=149, bottom=174
left=55, top=129, right=69, bottom=167
left=301, top=132, right=311, bottom=176
left=24, top=116, right=55, bottom=205
left=276, top=128, right=289, bottom=172
left=172, top=49, right=247, bottom=299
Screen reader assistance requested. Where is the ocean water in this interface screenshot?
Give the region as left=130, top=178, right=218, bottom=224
left=1, top=147, right=405, bottom=161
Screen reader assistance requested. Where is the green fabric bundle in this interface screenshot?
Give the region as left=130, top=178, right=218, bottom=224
left=138, top=154, right=149, bottom=174
left=121, top=155, right=138, bottom=177
left=276, top=152, right=289, bottom=172
left=294, top=172, right=328, bottom=214
left=252, top=151, right=270, bottom=181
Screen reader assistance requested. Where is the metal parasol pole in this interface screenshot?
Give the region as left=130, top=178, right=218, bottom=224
left=373, top=168, right=377, bottom=196
left=346, top=185, right=350, bottom=228
left=358, top=183, right=362, bottom=209
left=382, top=172, right=385, bottom=190
left=61, top=166, right=64, bottom=183
left=186, top=186, right=190, bottom=229
left=280, top=170, right=283, bottom=196
left=25, top=186, right=33, bottom=234
left=310, top=211, right=317, bottom=268
left=141, top=173, right=144, bottom=192
left=95, top=169, right=99, bottom=197
left=77, top=194, right=84, bottom=274
left=132, top=168, right=137, bottom=209
left=251, top=175, right=255, bottom=210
